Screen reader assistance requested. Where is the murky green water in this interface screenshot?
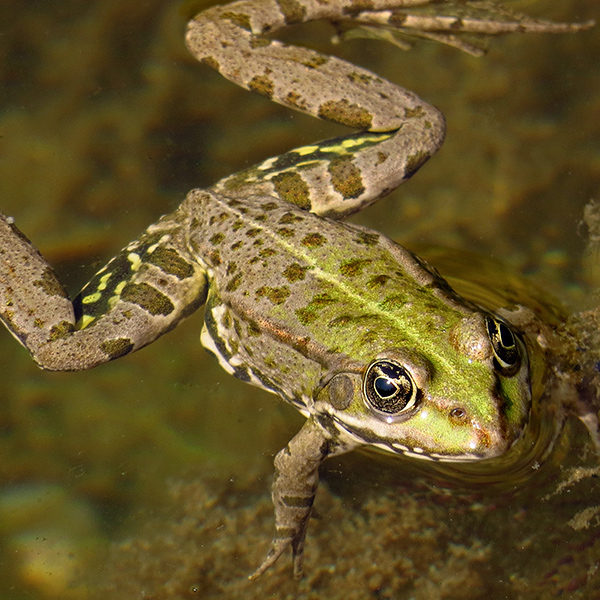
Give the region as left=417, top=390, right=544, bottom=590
left=0, top=1, right=599, bottom=598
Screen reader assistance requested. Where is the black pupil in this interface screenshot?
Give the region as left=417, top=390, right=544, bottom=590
left=374, top=376, right=397, bottom=397
left=498, top=322, right=514, bottom=348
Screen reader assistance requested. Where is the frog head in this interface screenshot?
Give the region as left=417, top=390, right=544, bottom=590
left=316, top=313, right=531, bottom=461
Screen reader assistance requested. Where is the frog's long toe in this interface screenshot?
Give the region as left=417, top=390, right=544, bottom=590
left=249, top=537, right=292, bottom=580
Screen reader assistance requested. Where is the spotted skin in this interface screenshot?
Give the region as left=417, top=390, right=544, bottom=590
left=0, top=0, right=595, bottom=581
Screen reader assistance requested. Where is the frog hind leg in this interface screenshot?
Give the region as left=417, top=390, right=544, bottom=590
left=189, top=0, right=592, bottom=220
left=0, top=208, right=208, bottom=371
left=188, top=0, right=446, bottom=221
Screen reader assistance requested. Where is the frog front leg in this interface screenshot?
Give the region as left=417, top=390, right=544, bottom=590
left=0, top=206, right=208, bottom=371
left=250, top=416, right=360, bottom=580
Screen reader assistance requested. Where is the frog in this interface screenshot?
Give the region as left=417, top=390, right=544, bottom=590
left=0, top=0, right=596, bottom=580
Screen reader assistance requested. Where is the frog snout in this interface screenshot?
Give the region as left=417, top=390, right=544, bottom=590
left=467, top=418, right=513, bottom=458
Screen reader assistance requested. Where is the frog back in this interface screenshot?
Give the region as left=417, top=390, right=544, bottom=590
left=185, top=190, right=508, bottom=418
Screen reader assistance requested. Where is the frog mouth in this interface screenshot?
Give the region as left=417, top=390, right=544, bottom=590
left=327, top=407, right=530, bottom=463
left=326, top=413, right=487, bottom=462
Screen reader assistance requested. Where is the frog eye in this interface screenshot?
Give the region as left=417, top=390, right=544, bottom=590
left=363, top=360, right=417, bottom=415
left=485, top=316, right=520, bottom=375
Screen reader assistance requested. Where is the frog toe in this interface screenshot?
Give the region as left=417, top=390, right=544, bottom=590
left=248, top=536, right=291, bottom=580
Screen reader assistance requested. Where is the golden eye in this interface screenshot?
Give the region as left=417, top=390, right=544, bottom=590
left=485, top=316, right=521, bottom=376
left=363, top=360, right=417, bottom=415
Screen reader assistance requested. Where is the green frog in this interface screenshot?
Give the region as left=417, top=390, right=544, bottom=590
left=0, top=0, right=596, bottom=580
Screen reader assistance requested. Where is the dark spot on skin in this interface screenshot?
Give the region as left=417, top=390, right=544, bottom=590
left=405, top=150, right=430, bottom=178
left=376, top=151, right=388, bottom=164
left=49, top=320, right=75, bottom=339
left=209, top=233, right=225, bottom=245
left=347, top=72, right=376, bottom=85
left=283, top=263, right=309, bottom=282
left=259, top=248, right=277, bottom=258
left=222, top=310, right=233, bottom=330
left=282, top=495, right=315, bottom=508
left=201, top=56, right=220, bottom=71
left=272, top=172, right=311, bottom=209
left=228, top=199, right=246, bottom=210
left=295, top=293, right=337, bottom=325
left=248, top=74, right=275, bottom=99
left=367, top=274, right=391, bottom=288
left=355, top=231, right=380, bottom=246
left=279, top=212, right=304, bottom=224
left=276, top=526, right=297, bottom=539
left=301, top=233, right=326, bottom=247
left=226, top=273, right=243, bottom=292
left=220, top=171, right=252, bottom=194
left=246, top=320, right=262, bottom=336
left=328, top=315, right=352, bottom=328
left=263, top=356, right=277, bottom=369
left=146, top=247, right=195, bottom=279
left=234, top=318, right=243, bottom=338
left=121, top=282, right=175, bottom=316
left=285, top=91, right=305, bottom=110
left=379, top=294, right=406, bottom=310
left=100, top=338, right=134, bottom=360
left=302, top=55, right=328, bottom=69
left=360, top=330, right=378, bottom=345
left=328, top=155, right=365, bottom=199
left=340, top=259, right=371, bottom=277
left=277, top=227, right=296, bottom=238
left=269, top=150, right=316, bottom=173
left=256, top=285, right=291, bottom=305
left=209, top=250, right=222, bottom=265
left=209, top=212, right=230, bottom=226
left=388, top=12, right=407, bottom=26
left=221, top=11, right=252, bottom=31
left=341, top=0, right=375, bottom=16
left=318, top=99, right=373, bottom=129
left=404, top=106, right=425, bottom=119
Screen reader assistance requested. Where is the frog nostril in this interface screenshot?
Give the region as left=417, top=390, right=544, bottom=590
left=449, top=407, right=467, bottom=422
